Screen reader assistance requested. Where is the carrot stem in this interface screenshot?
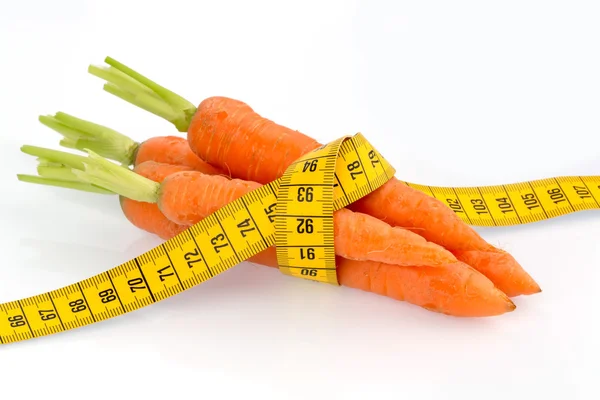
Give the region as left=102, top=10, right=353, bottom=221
left=87, top=65, right=159, bottom=98
left=88, top=57, right=196, bottom=132
left=20, top=145, right=88, bottom=170
left=16, top=174, right=114, bottom=194
left=37, top=165, right=80, bottom=181
left=39, top=112, right=139, bottom=165
left=101, top=82, right=186, bottom=130
left=73, top=150, right=160, bottom=203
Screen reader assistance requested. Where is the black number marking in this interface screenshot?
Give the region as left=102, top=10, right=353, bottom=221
left=470, top=198, right=488, bottom=214
left=157, top=265, right=175, bottom=282
left=297, top=187, right=314, bottom=202
left=521, top=193, right=540, bottom=209
left=347, top=161, right=360, bottom=171
left=300, top=248, right=316, bottom=260
left=184, top=249, right=203, bottom=268
left=547, top=188, right=566, bottom=204
left=236, top=218, right=256, bottom=237
left=127, top=277, right=146, bottom=293
left=301, top=269, right=318, bottom=277
left=211, top=233, right=229, bottom=253
left=347, top=161, right=364, bottom=180
left=446, top=198, right=464, bottom=213
left=38, top=309, right=57, bottom=321
left=368, top=150, right=380, bottom=168
left=264, top=203, right=277, bottom=223
left=8, top=315, right=25, bottom=327
left=573, top=185, right=591, bottom=199
left=302, top=159, right=318, bottom=172
left=99, top=288, right=117, bottom=304
left=69, top=298, right=87, bottom=313
left=296, top=218, right=314, bottom=234
left=495, top=197, right=514, bottom=213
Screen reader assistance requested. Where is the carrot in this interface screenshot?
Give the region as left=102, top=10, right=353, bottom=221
left=123, top=161, right=195, bottom=240
left=70, top=151, right=460, bottom=268
left=86, top=57, right=540, bottom=297
left=18, top=147, right=515, bottom=317
left=17, top=145, right=193, bottom=240
left=189, top=98, right=541, bottom=297
left=38, top=112, right=226, bottom=175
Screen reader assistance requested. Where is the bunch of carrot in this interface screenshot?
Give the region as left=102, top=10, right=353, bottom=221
left=17, top=56, right=542, bottom=318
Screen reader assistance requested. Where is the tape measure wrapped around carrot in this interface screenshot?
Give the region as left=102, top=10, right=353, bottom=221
left=81, top=56, right=541, bottom=298
left=17, top=146, right=515, bottom=317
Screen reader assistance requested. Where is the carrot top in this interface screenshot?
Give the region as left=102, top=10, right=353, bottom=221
left=17, top=145, right=115, bottom=194
left=88, top=57, right=196, bottom=132
left=71, top=150, right=161, bottom=203
left=39, top=112, right=138, bottom=165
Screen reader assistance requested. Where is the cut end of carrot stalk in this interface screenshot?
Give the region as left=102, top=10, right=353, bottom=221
left=39, top=112, right=139, bottom=165
left=37, top=165, right=80, bottom=182
left=88, top=56, right=197, bottom=132
left=73, top=150, right=161, bottom=203
left=20, top=145, right=87, bottom=171
left=16, top=174, right=115, bottom=195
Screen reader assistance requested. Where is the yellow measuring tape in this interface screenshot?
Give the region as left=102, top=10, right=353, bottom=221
left=1, top=132, right=598, bottom=345
left=0, top=133, right=394, bottom=345
left=403, top=176, right=600, bottom=226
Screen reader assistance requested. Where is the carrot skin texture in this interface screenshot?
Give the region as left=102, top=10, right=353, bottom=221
left=135, top=136, right=227, bottom=176
left=187, top=96, right=540, bottom=296
left=120, top=196, right=188, bottom=240
left=333, top=208, right=457, bottom=266
left=134, top=160, right=196, bottom=183
left=120, top=161, right=194, bottom=240
left=334, top=257, right=515, bottom=317
left=452, top=249, right=541, bottom=297
left=191, top=97, right=320, bottom=183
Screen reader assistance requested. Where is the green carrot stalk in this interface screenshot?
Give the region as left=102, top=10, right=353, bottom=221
left=72, top=150, right=159, bottom=203
left=37, top=165, right=80, bottom=181
left=88, top=56, right=196, bottom=132
left=16, top=174, right=114, bottom=194
left=18, top=146, right=117, bottom=195
left=38, top=112, right=138, bottom=165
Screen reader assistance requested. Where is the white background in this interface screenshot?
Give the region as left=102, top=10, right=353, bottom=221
left=1, top=1, right=599, bottom=398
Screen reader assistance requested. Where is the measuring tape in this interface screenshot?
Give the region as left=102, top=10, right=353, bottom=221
left=1, top=132, right=599, bottom=345
left=0, top=133, right=395, bottom=345
left=402, top=176, right=600, bottom=226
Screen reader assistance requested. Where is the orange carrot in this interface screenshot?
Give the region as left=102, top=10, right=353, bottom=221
left=38, top=112, right=226, bottom=175
left=188, top=97, right=541, bottom=297
left=18, top=147, right=515, bottom=317
left=122, top=161, right=195, bottom=240
left=335, top=257, right=515, bottom=317
left=88, top=57, right=540, bottom=297
left=183, top=246, right=515, bottom=318
left=73, top=153, right=459, bottom=268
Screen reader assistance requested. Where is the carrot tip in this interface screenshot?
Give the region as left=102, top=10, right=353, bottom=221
left=506, top=299, right=517, bottom=312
